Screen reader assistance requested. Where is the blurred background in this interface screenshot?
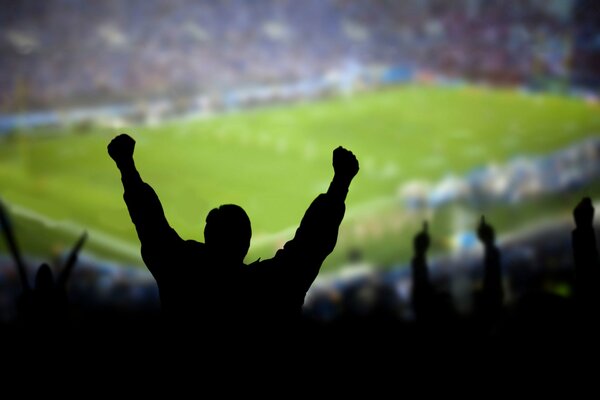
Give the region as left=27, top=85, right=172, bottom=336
left=0, top=0, right=599, bottom=324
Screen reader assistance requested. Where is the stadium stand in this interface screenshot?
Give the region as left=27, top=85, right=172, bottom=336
left=401, top=137, right=600, bottom=210
left=1, top=1, right=600, bottom=357
left=0, top=0, right=591, bottom=119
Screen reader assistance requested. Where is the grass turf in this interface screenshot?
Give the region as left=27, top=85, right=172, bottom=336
left=1, top=83, right=599, bottom=270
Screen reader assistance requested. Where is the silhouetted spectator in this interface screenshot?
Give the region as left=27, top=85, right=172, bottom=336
left=108, top=133, right=358, bottom=333
left=410, top=221, right=457, bottom=340
left=0, top=198, right=86, bottom=330
left=411, top=221, right=433, bottom=324
left=572, top=197, right=600, bottom=328
left=475, top=215, right=503, bottom=329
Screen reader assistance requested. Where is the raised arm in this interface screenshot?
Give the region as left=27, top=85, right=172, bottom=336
left=411, top=221, right=433, bottom=322
left=274, top=146, right=359, bottom=288
left=327, top=146, right=360, bottom=204
left=477, top=215, right=503, bottom=317
left=56, top=231, right=87, bottom=288
left=0, top=198, right=30, bottom=292
left=411, top=222, right=431, bottom=288
left=108, top=134, right=181, bottom=276
left=108, top=133, right=145, bottom=199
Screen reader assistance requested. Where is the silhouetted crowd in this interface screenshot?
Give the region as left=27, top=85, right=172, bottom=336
left=0, top=143, right=600, bottom=356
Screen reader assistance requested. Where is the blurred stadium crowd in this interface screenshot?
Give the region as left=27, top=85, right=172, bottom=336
left=401, top=137, right=600, bottom=210
left=1, top=0, right=598, bottom=118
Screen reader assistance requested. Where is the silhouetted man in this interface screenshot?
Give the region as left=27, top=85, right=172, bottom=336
left=472, top=215, right=504, bottom=335
left=411, top=221, right=433, bottom=324
left=572, top=197, right=600, bottom=324
left=477, top=216, right=503, bottom=318
left=409, top=221, right=459, bottom=340
left=108, top=133, right=358, bottom=332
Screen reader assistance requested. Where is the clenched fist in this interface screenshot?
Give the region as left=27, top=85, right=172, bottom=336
left=574, top=197, right=594, bottom=229
left=477, top=215, right=495, bottom=246
left=333, top=146, right=359, bottom=181
left=413, top=221, right=430, bottom=256
left=108, top=133, right=135, bottom=166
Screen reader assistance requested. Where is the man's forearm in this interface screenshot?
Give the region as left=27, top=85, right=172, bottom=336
left=327, top=175, right=352, bottom=202
left=117, top=158, right=143, bottom=188
left=115, top=156, right=173, bottom=243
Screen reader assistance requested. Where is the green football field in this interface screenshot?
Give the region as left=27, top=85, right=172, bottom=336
left=1, top=83, right=600, bottom=272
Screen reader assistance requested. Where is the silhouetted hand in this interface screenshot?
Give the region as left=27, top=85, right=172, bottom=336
left=477, top=215, right=495, bottom=246
left=108, top=133, right=135, bottom=166
left=333, top=146, right=359, bottom=182
left=414, top=221, right=430, bottom=256
left=574, top=197, right=594, bottom=229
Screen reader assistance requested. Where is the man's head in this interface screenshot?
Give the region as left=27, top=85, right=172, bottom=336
left=204, top=204, right=251, bottom=264
left=34, top=263, right=55, bottom=292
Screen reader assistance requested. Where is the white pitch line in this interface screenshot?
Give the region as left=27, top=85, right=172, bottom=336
left=249, top=195, right=397, bottom=247
left=8, top=200, right=300, bottom=254
left=6, top=193, right=398, bottom=257
left=8, top=203, right=142, bottom=259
